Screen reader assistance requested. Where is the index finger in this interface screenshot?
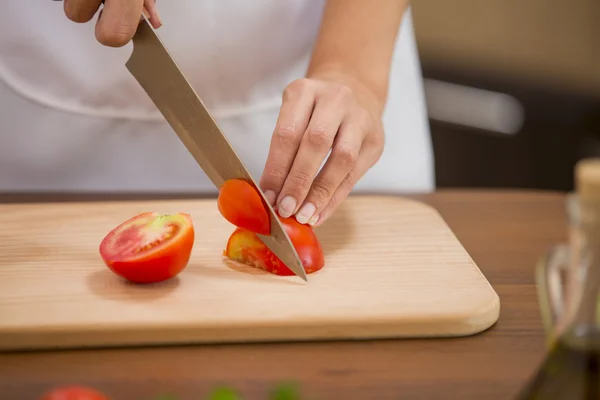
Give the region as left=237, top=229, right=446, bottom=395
left=259, top=80, right=315, bottom=206
left=64, top=0, right=103, bottom=23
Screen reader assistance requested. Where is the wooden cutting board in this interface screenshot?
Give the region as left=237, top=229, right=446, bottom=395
left=0, top=195, right=500, bottom=351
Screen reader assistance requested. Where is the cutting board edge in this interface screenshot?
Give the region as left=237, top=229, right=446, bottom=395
left=0, top=318, right=499, bottom=352
left=0, top=292, right=500, bottom=352
left=0, top=277, right=502, bottom=333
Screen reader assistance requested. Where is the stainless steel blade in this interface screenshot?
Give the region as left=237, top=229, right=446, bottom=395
left=125, top=17, right=307, bottom=282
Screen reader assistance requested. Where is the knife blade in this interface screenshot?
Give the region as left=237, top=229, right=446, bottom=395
left=125, top=16, right=307, bottom=282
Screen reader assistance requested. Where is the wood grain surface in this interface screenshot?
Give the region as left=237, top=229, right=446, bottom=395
left=0, top=195, right=499, bottom=351
left=0, top=190, right=568, bottom=400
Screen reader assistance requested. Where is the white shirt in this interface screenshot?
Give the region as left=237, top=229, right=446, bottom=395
left=0, top=0, right=434, bottom=194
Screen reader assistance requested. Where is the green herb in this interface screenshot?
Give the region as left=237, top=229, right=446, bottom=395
left=151, top=382, right=304, bottom=400
left=269, top=383, right=301, bottom=400
left=208, top=386, right=242, bottom=400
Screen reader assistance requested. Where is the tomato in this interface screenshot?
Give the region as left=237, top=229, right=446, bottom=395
left=41, top=385, right=110, bottom=400
left=218, top=178, right=324, bottom=276
left=225, top=216, right=324, bottom=276
left=99, top=212, right=195, bottom=284
left=218, top=179, right=270, bottom=235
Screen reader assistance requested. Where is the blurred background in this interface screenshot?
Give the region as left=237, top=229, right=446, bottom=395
left=411, top=0, right=600, bottom=192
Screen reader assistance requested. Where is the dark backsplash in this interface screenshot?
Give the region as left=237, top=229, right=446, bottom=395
left=422, top=64, right=600, bottom=192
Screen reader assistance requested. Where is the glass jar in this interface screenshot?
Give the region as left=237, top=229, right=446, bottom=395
left=514, top=193, right=600, bottom=399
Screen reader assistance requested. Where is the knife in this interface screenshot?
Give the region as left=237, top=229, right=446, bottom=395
left=125, top=16, right=308, bottom=282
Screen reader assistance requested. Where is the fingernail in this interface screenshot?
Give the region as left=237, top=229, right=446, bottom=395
left=155, top=9, right=162, bottom=27
left=278, top=196, right=297, bottom=218
left=296, top=202, right=316, bottom=225
left=308, top=214, right=320, bottom=226
left=263, top=190, right=277, bottom=206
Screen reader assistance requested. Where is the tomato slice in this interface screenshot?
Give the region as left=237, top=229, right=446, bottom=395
left=225, top=216, right=324, bottom=276
left=217, top=179, right=271, bottom=235
left=99, top=212, right=195, bottom=284
left=41, top=385, right=110, bottom=400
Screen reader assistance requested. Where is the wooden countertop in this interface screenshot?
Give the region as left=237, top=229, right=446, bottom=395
left=0, top=189, right=568, bottom=400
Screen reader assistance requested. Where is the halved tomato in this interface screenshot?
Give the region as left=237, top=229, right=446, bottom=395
left=99, top=212, right=195, bottom=284
left=41, top=385, right=110, bottom=400
left=217, top=179, right=270, bottom=235
left=225, top=216, right=324, bottom=276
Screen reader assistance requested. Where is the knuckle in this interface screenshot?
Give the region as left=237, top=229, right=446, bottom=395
left=306, top=126, right=332, bottom=148
left=341, top=168, right=357, bottom=188
left=262, top=167, right=287, bottom=186
left=328, top=194, right=341, bottom=210
left=283, top=78, right=310, bottom=101
left=338, top=84, right=354, bottom=99
left=289, top=171, right=313, bottom=190
left=318, top=184, right=352, bottom=225
left=274, top=123, right=300, bottom=148
left=332, top=84, right=354, bottom=103
left=332, top=145, right=359, bottom=166
left=310, top=180, right=335, bottom=204
left=275, top=123, right=296, bottom=137
left=317, top=174, right=354, bottom=221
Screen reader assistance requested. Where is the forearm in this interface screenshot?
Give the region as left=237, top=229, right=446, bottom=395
left=307, top=0, right=409, bottom=112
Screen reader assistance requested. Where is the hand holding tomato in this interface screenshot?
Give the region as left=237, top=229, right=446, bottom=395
left=259, top=71, right=385, bottom=228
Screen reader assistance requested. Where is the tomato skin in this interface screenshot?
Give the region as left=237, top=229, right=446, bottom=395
left=41, top=385, right=110, bottom=400
left=218, top=179, right=271, bottom=235
left=225, top=216, right=324, bottom=276
left=99, top=212, right=195, bottom=284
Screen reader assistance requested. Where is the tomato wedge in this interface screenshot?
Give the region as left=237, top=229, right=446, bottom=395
left=225, top=216, right=324, bottom=276
left=217, top=179, right=270, bottom=235
left=41, top=385, right=110, bottom=400
left=99, top=212, right=195, bottom=284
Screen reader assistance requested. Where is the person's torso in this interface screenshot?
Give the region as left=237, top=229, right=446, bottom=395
left=0, top=0, right=434, bottom=193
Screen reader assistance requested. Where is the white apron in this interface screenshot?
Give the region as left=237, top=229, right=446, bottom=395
left=0, top=0, right=434, bottom=194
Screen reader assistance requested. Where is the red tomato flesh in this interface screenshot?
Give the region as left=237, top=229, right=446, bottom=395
left=99, top=212, right=195, bottom=284
left=41, top=385, right=110, bottom=400
left=225, top=216, right=324, bottom=276
left=218, top=179, right=271, bottom=235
